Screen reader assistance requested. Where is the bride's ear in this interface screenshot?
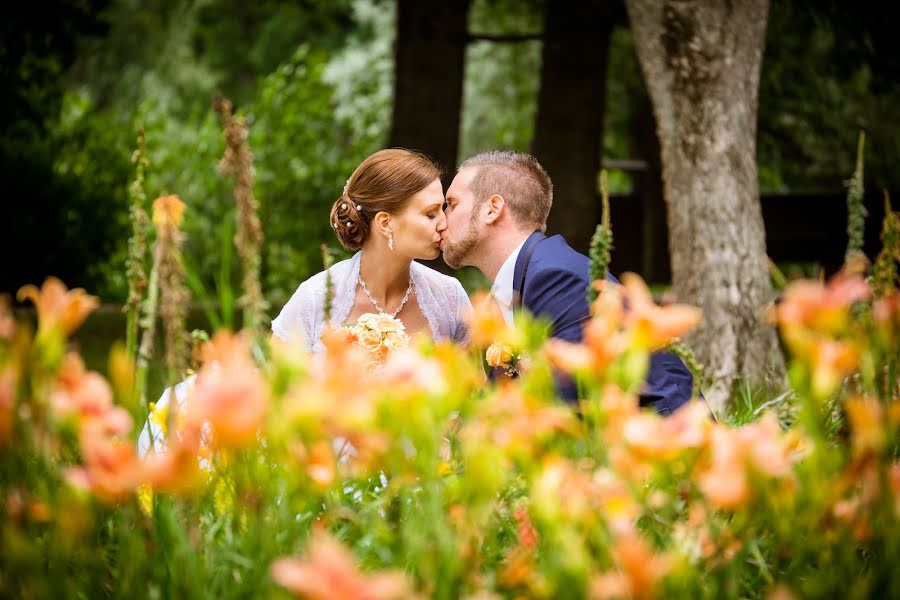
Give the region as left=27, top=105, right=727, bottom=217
left=484, top=194, right=506, bottom=225
left=372, top=211, right=393, bottom=240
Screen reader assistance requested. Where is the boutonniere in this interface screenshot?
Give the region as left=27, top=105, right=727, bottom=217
left=485, top=342, right=521, bottom=377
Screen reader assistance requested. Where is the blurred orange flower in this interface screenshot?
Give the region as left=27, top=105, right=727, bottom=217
left=771, top=274, right=870, bottom=336
left=307, top=440, right=336, bottom=491
left=619, top=273, right=702, bottom=351
left=270, top=532, right=415, bottom=600
left=143, top=425, right=205, bottom=496
left=0, top=294, right=14, bottom=340
left=697, top=414, right=797, bottom=510
left=622, top=401, right=711, bottom=461
left=152, top=194, right=186, bottom=228
left=590, top=530, right=670, bottom=600
left=546, top=275, right=700, bottom=379
left=463, top=386, right=575, bottom=461
left=467, top=292, right=518, bottom=347
left=781, top=328, right=860, bottom=400
left=697, top=428, right=750, bottom=510
left=79, top=437, right=142, bottom=503
left=17, top=277, right=99, bottom=337
left=188, top=332, right=267, bottom=448
left=54, top=353, right=115, bottom=419
left=0, top=366, right=15, bottom=445
left=844, top=396, right=886, bottom=457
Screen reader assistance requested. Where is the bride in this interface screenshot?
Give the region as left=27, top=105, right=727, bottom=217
left=271, top=148, right=471, bottom=350
left=139, top=149, right=471, bottom=457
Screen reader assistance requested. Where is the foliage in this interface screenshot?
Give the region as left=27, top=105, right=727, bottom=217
left=758, top=1, right=900, bottom=192
left=3, top=210, right=900, bottom=596
left=458, top=0, right=544, bottom=162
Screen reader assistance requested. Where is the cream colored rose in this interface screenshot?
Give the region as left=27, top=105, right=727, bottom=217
left=357, top=327, right=384, bottom=353
left=372, top=313, right=405, bottom=334
left=485, top=343, right=513, bottom=368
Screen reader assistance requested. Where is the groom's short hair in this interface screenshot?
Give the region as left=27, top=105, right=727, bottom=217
left=459, top=151, right=553, bottom=232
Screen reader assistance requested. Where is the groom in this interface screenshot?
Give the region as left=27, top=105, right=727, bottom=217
left=441, top=150, right=695, bottom=415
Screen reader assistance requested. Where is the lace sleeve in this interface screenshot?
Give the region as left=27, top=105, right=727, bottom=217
left=270, top=276, right=323, bottom=350
left=270, top=257, right=358, bottom=352
left=453, top=279, right=472, bottom=347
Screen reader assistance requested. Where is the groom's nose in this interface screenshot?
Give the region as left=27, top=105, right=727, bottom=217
left=436, top=210, right=447, bottom=233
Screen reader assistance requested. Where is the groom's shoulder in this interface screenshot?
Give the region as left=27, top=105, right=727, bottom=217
left=530, top=234, right=590, bottom=279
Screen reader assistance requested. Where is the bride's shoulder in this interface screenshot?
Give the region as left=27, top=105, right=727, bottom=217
left=291, top=256, right=356, bottom=294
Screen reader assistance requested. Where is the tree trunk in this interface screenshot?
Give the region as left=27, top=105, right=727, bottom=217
left=389, top=0, right=470, bottom=178
left=532, top=0, right=618, bottom=254
left=624, top=0, right=785, bottom=414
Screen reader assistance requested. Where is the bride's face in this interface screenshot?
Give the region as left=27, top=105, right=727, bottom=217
left=391, top=178, right=446, bottom=260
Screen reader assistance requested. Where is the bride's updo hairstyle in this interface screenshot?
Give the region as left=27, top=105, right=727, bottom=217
left=330, top=148, right=441, bottom=251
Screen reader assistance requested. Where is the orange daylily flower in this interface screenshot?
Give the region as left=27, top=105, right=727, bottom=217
left=0, top=294, right=14, bottom=340
left=270, top=532, right=415, bottom=600
left=187, top=332, right=268, bottom=448
left=781, top=328, right=860, bottom=399
left=79, top=437, right=142, bottom=503
left=53, top=353, right=114, bottom=418
left=697, top=428, right=750, bottom=510
left=17, top=277, right=99, bottom=337
left=544, top=338, right=599, bottom=373
left=622, top=401, right=711, bottom=461
left=589, top=530, right=670, bottom=600
left=771, top=274, right=870, bottom=335
left=697, top=415, right=797, bottom=510
left=142, top=425, right=205, bottom=496
left=307, top=440, right=336, bottom=491
left=810, top=339, right=861, bottom=400
left=593, top=468, right=640, bottom=532
left=0, top=366, right=15, bottom=445
left=152, top=194, right=186, bottom=228
left=463, top=386, right=575, bottom=461
left=547, top=275, right=700, bottom=379
left=844, top=396, right=886, bottom=457
left=888, top=463, right=900, bottom=516
left=619, top=273, right=702, bottom=351
left=467, top=292, right=517, bottom=347
left=514, top=506, right=539, bottom=550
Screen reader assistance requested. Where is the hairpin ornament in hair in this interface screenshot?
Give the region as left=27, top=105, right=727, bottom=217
left=356, top=204, right=362, bottom=211
left=342, top=178, right=350, bottom=197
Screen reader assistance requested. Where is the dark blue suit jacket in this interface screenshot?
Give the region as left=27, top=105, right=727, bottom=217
left=513, top=231, right=695, bottom=415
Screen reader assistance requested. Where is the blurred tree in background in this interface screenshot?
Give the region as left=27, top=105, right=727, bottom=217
left=1, top=0, right=897, bottom=308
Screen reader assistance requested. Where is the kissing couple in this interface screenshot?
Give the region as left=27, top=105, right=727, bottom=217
left=272, top=148, right=695, bottom=415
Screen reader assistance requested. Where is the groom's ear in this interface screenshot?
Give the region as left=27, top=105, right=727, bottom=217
left=483, top=194, right=506, bottom=225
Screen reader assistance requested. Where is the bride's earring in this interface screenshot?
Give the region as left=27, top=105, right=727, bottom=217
left=388, top=232, right=394, bottom=251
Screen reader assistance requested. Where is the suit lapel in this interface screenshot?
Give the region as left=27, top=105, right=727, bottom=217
left=512, top=231, right=546, bottom=310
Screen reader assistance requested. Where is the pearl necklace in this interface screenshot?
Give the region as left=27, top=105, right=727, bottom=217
left=358, top=273, right=414, bottom=318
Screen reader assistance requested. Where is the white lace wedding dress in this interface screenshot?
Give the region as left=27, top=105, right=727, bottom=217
left=271, top=252, right=472, bottom=350
left=138, top=253, right=471, bottom=458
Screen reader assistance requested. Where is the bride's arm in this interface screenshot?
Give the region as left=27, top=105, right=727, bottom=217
left=452, top=279, right=473, bottom=348
left=270, top=277, right=321, bottom=350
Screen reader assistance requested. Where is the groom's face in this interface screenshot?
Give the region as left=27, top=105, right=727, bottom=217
left=441, top=167, right=482, bottom=269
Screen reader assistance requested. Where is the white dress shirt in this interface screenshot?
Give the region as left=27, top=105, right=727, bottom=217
left=491, top=238, right=528, bottom=326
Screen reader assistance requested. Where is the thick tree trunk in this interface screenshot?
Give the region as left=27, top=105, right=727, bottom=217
left=389, top=0, right=470, bottom=177
left=624, top=0, right=785, bottom=414
left=532, top=0, right=618, bottom=254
